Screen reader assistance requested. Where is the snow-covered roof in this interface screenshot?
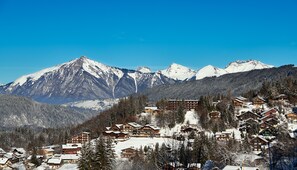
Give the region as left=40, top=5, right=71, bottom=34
left=144, top=124, right=160, bottom=130
left=223, top=165, right=259, bottom=170
left=47, top=158, right=62, bottom=165
left=62, top=143, right=82, bottom=149
left=44, top=148, right=55, bottom=152
left=236, top=96, right=248, bottom=101
left=0, top=158, right=9, bottom=165
left=61, top=154, right=79, bottom=160
left=115, top=124, right=123, bottom=129
left=127, top=122, right=143, bottom=128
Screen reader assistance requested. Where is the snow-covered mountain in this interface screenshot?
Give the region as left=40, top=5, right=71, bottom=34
left=0, top=56, right=176, bottom=104
left=195, top=60, right=273, bottom=80
left=195, top=65, right=228, bottom=80
left=137, top=67, right=151, bottom=73
left=225, top=60, right=273, bottom=73
left=160, top=63, right=196, bottom=81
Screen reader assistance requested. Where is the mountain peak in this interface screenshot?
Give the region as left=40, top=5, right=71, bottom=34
left=161, top=63, right=196, bottom=81
left=225, top=60, right=273, bottom=73
left=195, top=65, right=227, bottom=80
left=137, top=67, right=151, bottom=73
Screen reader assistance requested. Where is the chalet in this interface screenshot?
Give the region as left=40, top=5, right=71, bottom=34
left=215, top=131, right=232, bottom=141
left=250, top=136, right=268, bottom=152
left=123, top=122, right=143, bottom=135
left=237, top=111, right=260, bottom=121
left=62, top=143, right=82, bottom=154
left=260, top=108, right=277, bottom=117
left=209, top=111, right=221, bottom=119
left=10, top=148, right=26, bottom=162
left=233, top=96, right=248, bottom=107
left=166, top=99, right=199, bottom=111
left=121, top=147, right=138, bottom=159
left=37, top=148, right=55, bottom=158
left=47, top=156, right=62, bottom=169
left=260, top=121, right=274, bottom=129
left=0, top=158, right=11, bottom=169
left=103, top=131, right=129, bottom=141
left=286, top=113, right=297, bottom=123
left=66, top=132, right=90, bottom=144
left=144, top=107, right=159, bottom=114
left=252, top=96, right=266, bottom=107
left=61, top=154, right=79, bottom=164
left=181, top=126, right=198, bottom=133
left=139, top=124, right=160, bottom=137
left=239, top=118, right=259, bottom=132
left=110, top=124, right=124, bottom=131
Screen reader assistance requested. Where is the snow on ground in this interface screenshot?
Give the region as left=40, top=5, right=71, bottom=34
left=234, top=153, right=262, bottom=164
left=63, top=99, right=118, bottom=111
left=114, top=137, right=179, bottom=158
left=58, top=164, right=78, bottom=170
left=184, top=110, right=199, bottom=125
left=160, top=110, right=200, bottom=137
left=225, top=128, right=241, bottom=141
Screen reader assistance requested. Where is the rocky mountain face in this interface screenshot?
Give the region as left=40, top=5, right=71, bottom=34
left=0, top=57, right=176, bottom=104
left=0, top=57, right=273, bottom=104
left=0, top=94, right=98, bottom=128
left=140, top=65, right=296, bottom=101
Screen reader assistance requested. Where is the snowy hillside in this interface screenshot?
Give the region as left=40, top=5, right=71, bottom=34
left=63, top=99, right=118, bottom=111
left=137, top=67, right=151, bottom=73
left=160, top=63, right=196, bottom=81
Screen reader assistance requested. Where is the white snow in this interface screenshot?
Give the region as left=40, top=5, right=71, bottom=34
left=184, top=110, right=199, bottom=125
left=195, top=65, right=227, bottom=80
left=137, top=67, right=151, bottom=73
left=160, top=63, right=196, bottom=81
left=127, top=72, right=138, bottom=93
left=114, top=137, right=179, bottom=158
left=225, top=60, right=273, bottom=73
left=58, top=164, right=78, bottom=170
left=63, top=99, right=118, bottom=111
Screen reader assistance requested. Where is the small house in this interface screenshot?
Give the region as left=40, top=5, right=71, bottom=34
left=62, top=143, right=82, bottom=154
left=250, top=136, right=268, bottom=152
left=209, top=111, right=221, bottom=119
left=252, top=96, right=266, bottom=107
left=121, top=148, right=138, bottom=159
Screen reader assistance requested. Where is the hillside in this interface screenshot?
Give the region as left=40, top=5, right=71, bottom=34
left=0, top=94, right=98, bottom=128
left=141, top=65, right=297, bottom=101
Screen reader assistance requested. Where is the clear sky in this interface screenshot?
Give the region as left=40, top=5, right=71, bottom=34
left=0, top=0, right=297, bottom=83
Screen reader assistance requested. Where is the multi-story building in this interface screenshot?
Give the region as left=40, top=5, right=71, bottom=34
left=166, top=99, right=199, bottom=111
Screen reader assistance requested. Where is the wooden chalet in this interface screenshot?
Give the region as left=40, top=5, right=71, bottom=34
left=121, top=147, right=138, bottom=159
left=239, top=118, right=259, bottom=132
left=237, top=111, right=260, bottom=121
left=252, top=96, right=266, bottom=107
left=139, top=124, right=160, bottom=137
left=260, top=108, right=277, bottom=117
left=260, top=121, right=274, bottom=129
left=215, top=131, right=232, bottom=141
left=123, top=122, right=143, bottom=136
left=37, top=148, right=55, bottom=158
left=273, top=94, right=288, bottom=101
left=103, top=131, right=129, bottom=141
left=209, top=111, right=221, bottom=119
left=0, top=148, right=6, bottom=157
left=259, top=128, right=277, bottom=137
left=233, top=96, right=248, bottom=107
left=110, top=124, right=124, bottom=131
left=62, top=143, right=82, bottom=154
left=181, top=126, right=198, bottom=133
left=66, top=132, right=90, bottom=144
left=250, top=136, right=268, bottom=152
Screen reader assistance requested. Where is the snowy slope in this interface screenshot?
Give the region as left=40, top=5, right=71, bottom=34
left=225, top=60, right=273, bottom=73
left=63, top=99, right=118, bottom=111
left=195, top=65, right=228, bottom=80
left=160, top=63, right=196, bottom=81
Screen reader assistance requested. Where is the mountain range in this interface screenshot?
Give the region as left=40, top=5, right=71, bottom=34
left=0, top=56, right=273, bottom=104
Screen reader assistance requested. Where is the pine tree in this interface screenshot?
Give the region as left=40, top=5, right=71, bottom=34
left=93, top=137, right=115, bottom=170
left=78, top=142, right=94, bottom=170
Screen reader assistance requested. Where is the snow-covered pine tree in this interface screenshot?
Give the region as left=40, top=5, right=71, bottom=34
left=78, top=142, right=94, bottom=170
left=93, top=136, right=115, bottom=170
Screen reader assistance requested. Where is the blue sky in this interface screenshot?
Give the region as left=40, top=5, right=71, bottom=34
left=0, top=0, right=297, bottom=83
